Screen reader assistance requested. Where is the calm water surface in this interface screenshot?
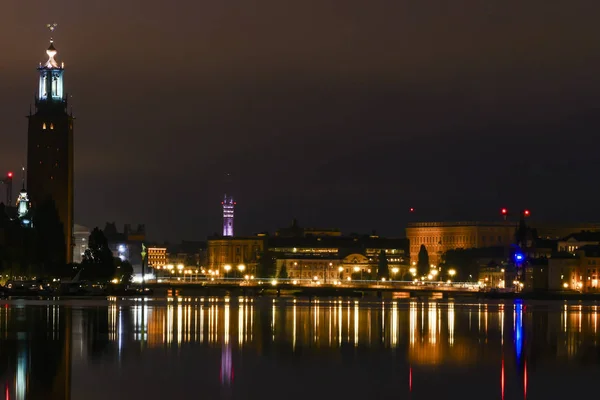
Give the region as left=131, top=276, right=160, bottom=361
left=0, top=296, right=598, bottom=399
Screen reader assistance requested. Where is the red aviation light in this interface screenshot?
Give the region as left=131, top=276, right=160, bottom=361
left=501, top=208, right=507, bottom=215
left=409, top=207, right=415, bottom=212
left=7, top=172, right=12, bottom=178
left=524, top=210, right=530, bottom=217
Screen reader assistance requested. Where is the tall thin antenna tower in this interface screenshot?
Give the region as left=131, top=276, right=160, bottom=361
left=222, top=173, right=235, bottom=236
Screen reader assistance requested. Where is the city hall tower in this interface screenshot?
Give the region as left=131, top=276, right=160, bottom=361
left=27, top=31, right=74, bottom=263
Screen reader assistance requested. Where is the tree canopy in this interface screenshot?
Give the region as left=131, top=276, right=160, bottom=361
left=417, top=245, right=429, bottom=277
left=81, top=227, right=116, bottom=281
left=377, top=249, right=389, bottom=280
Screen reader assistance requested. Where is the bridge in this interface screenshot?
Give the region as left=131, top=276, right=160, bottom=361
left=145, top=278, right=485, bottom=297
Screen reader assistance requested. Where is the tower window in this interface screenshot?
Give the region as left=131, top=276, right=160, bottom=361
left=42, top=123, right=47, bottom=130
left=50, top=123, right=54, bottom=130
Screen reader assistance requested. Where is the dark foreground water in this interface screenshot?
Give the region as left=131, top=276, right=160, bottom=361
left=0, top=297, right=598, bottom=399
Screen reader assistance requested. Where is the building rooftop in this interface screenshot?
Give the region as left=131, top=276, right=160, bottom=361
left=407, top=221, right=517, bottom=228
left=561, top=231, right=600, bottom=242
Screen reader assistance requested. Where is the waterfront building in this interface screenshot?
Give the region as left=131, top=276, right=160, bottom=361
left=206, top=237, right=264, bottom=276
left=147, top=247, right=167, bottom=268
left=269, top=235, right=408, bottom=281
left=72, top=224, right=90, bottom=264
left=406, top=222, right=516, bottom=265
left=546, top=246, right=600, bottom=292
left=557, top=231, right=600, bottom=253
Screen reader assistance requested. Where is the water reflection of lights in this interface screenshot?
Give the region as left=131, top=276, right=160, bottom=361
left=514, top=301, right=523, bottom=361
left=524, top=361, right=528, bottom=399
left=428, top=303, right=437, bottom=344
left=338, top=301, right=342, bottom=346
left=391, top=302, right=398, bottom=348
left=16, top=345, right=26, bottom=400
left=501, top=359, right=505, bottom=400
left=499, top=304, right=504, bottom=346
left=354, top=302, right=359, bottom=346
left=293, top=302, right=297, bottom=350
left=448, top=303, right=454, bottom=346
left=409, top=301, right=417, bottom=346
left=272, top=300, right=276, bottom=342
left=220, top=342, right=233, bottom=386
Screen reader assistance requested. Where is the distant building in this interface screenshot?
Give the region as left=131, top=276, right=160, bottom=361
left=534, top=223, right=600, bottom=240
left=147, top=247, right=167, bottom=269
left=72, top=224, right=90, bottom=264
left=207, top=237, right=264, bottom=276
left=557, top=231, right=600, bottom=253
left=546, top=246, right=600, bottom=292
left=269, top=235, right=408, bottom=281
left=167, top=241, right=207, bottom=268
left=103, top=223, right=146, bottom=271
left=276, top=219, right=342, bottom=238
left=406, top=222, right=516, bottom=265
left=547, top=254, right=578, bottom=291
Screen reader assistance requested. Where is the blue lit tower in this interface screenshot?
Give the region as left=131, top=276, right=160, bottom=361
left=222, top=194, right=235, bottom=237
left=27, top=25, right=74, bottom=262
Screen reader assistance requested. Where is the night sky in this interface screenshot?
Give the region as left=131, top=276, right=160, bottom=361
left=2, top=1, right=600, bottom=241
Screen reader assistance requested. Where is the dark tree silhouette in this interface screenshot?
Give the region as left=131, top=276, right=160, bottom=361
left=278, top=263, right=288, bottom=279
left=33, top=199, right=66, bottom=277
left=114, top=258, right=133, bottom=283
left=377, top=249, right=389, bottom=280
left=417, top=244, right=430, bottom=277
left=256, top=250, right=276, bottom=278
left=81, top=227, right=115, bottom=280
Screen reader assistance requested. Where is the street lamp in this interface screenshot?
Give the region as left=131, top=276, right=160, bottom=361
left=224, top=264, right=232, bottom=278
left=391, top=267, right=399, bottom=281
left=237, top=264, right=246, bottom=275
left=448, top=269, right=456, bottom=281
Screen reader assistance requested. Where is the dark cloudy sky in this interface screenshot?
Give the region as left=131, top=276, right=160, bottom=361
left=1, top=1, right=600, bottom=241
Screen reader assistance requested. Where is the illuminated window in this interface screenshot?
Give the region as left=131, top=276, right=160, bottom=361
left=42, top=123, right=47, bottom=130
left=50, top=123, right=54, bottom=130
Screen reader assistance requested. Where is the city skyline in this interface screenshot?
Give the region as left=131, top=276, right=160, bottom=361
left=2, top=2, right=600, bottom=241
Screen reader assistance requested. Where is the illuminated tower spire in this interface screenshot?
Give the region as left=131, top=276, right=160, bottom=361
left=222, top=194, right=235, bottom=237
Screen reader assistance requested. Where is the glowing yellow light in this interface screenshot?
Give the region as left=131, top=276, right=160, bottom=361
left=177, top=264, right=184, bottom=270
left=563, top=283, right=569, bottom=288
left=271, top=279, right=278, bottom=286
left=448, top=269, right=456, bottom=277
left=391, top=267, right=399, bottom=274
left=427, top=274, right=433, bottom=280
left=111, top=278, right=119, bottom=284
left=338, top=266, right=344, bottom=272
left=409, top=267, right=416, bottom=275
left=353, top=266, right=360, bottom=272
left=237, top=264, right=246, bottom=272
left=224, top=264, right=232, bottom=272
left=431, top=269, right=438, bottom=277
